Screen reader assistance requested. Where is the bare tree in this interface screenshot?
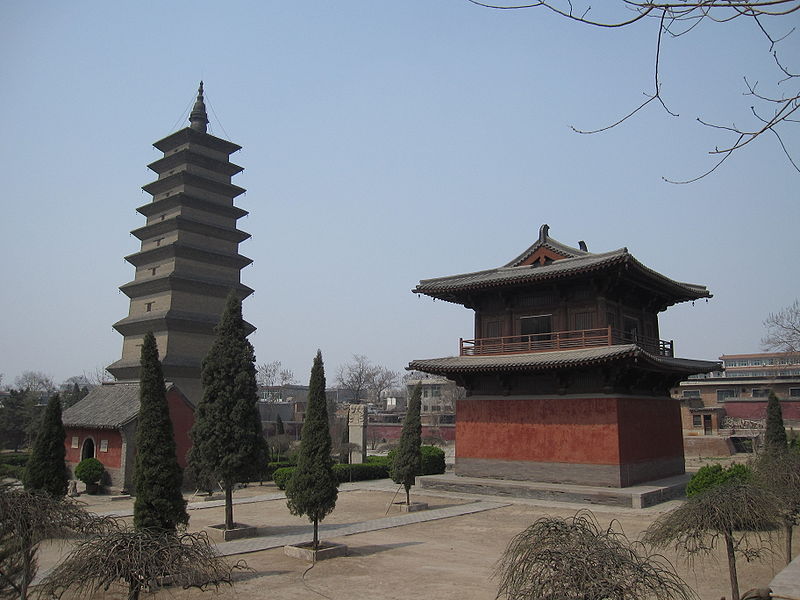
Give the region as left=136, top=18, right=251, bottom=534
left=762, top=299, right=800, bottom=353
left=256, top=360, right=297, bottom=388
left=751, top=448, right=800, bottom=564
left=494, top=510, right=695, bottom=600
left=336, top=354, right=376, bottom=404
left=467, top=0, right=800, bottom=182
left=369, top=366, right=399, bottom=408
left=643, top=480, right=782, bottom=600
left=82, top=365, right=113, bottom=386
left=0, top=484, right=116, bottom=600
left=13, top=372, right=55, bottom=395
left=38, top=528, right=247, bottom=600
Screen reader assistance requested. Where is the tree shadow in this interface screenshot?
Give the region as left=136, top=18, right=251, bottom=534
left=347, top=541, right=424, bottom=557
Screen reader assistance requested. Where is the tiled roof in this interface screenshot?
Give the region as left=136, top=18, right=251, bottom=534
left=63, top=382, right=142, bottom=429
left=413, top=227, right=710, bottom=304
left=408, top=345, right=721, bottom=375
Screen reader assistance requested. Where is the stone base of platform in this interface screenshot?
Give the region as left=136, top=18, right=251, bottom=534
left=419, top=472, right=689, bottom=508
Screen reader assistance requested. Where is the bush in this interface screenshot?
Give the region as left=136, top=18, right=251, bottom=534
left=75, top=458, right=105, bottom=486
left=365, top=455, right=391, bottom=468
left=272, top=467, right=295, bottom=490
left=265, top=461, right=295, bottom=481
left=686, top=463, right=751, bottom=498
left=0, top=453, right=31, bottom=467
left=0, top=453, right=30, bottom=479
left=386, top=445, right=446, bottom=476
left=421, top=446, right=446, bottom=475
left=332, top=463, right=389, bottom=483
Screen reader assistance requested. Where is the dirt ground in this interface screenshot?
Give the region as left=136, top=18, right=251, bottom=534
left=35, top=479, right=796, bottom=600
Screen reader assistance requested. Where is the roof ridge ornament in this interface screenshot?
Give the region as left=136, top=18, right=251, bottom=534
left=538, top=224, right=550, bottom=243
left=189, top=81, right=209, bottom=133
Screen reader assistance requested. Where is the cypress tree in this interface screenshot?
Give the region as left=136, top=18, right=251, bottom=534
left=133, top=332, right=188, bottom=532
left=765, top=391, right=788, bottom=454
left=189, top=293, right=265, bottom=530
left=285, top=351, right=338, bottom=549
left=390, top=383, right=422, bottom=505
left=276, top=413, right=285, bottom=436
left=23, top=394, right=68, bottom=497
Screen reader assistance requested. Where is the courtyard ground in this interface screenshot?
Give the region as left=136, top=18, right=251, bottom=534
left=35, top=475, right=798, bottom=600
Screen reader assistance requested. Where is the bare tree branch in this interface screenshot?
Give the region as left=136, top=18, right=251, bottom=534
left=494, top=510, right=696, bottom=600
left=38, top=528, right=248, bottom=600
left=762, top=299, right=800, bottom=353
left=466, top=0, right=800, bottom=181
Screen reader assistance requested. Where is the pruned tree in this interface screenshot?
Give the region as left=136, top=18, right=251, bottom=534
left=0, top=484, right=116, bottom=600
left=38, top=527, right=247, bottom=600
left=762, top=299, right=800, bottom=354
left=336, top=354, right=376, bottom=404
left=495, top=510, right=695, bottom=600
left=643, top=480, right=782, bottom=600
left=61, top=381, right=89, bottom=409
left=0, top=390, right=38, bottom=452
left=22, top=394, right=68, bottom=498
left=285, top=350, right=338, bottom=550
left=189, top=294, right=266, bottom=530
left=133, top=332, right=188, bottom=532
left=467, top=0, right=800, bottom=182
left=751, top=449, right=800, bottom=564
left=391, top=383, right=422, bottom=505
left=764, top=391, right=788, bottom=454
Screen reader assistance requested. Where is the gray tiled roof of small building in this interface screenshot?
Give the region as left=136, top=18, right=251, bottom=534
left=408, top=345, right=720, bottom=374
left=62, top=382, right=142, bottom=428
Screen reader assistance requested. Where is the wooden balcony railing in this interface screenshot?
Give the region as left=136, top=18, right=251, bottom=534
left=460, top=327, right=674, bottom=358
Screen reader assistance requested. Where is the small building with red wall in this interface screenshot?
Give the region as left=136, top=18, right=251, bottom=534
left=62, top=381, right=194, bottom=492
left=410, top=225, right=719, bottom=488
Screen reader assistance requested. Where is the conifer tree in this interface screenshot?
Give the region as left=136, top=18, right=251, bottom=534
left=285, top=350, right=338, bottom=549
left=391, top=383, right=422, bottom=505
left=23, top=394, right=68, bottom=498
left=133, top=332, right=188, bottom=532
left=765, top=391, right=788, bottom=454
left=189, top=293, right=265, bottom=530
left=275, top=413, right=285, bottom=436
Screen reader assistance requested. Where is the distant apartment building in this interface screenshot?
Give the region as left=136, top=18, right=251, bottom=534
left=675, top=351, right=800, bottom=444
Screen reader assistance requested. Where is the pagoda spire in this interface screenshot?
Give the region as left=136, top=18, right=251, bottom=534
left=189, top=81, right=209, bottom=133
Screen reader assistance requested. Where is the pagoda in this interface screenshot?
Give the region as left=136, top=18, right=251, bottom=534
left=107, top=83, right=254, bottom=406
left=410, top=225, right=719, bottom=487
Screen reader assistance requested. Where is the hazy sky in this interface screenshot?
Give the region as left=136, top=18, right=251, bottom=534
left=1, top=2, right=797, bottom=387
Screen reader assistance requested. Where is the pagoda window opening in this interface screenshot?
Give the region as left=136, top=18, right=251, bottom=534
left=520, top=314, right=552, bottom=342
left=145, top=302, right=154, bottom=312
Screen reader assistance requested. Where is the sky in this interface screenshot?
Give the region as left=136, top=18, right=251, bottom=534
left=1, top=1, right=798, bottom=388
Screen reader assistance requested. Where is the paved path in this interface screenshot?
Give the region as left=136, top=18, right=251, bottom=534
left=214, top=500, right=509, bottom=557
left=96, top=482, right=509, bottom=558
left=99, top=492, right=286, bottom=518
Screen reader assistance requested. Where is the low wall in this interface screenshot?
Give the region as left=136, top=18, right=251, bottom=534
left=367, top=423, right=455, bottom=443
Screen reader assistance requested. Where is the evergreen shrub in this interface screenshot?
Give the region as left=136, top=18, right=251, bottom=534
left=387, top=445, right=445, bottom=476
left=0, top=453, right=29, bottom=479
left=75, top=458, right=105, bottom=486
left=365, top=455, right=391, bottom=468
left=273, top=467, right=295, bottom=490
left=332, top=463, right=389, bottom=483
left=266, top=461, right=295, bottom=481
left=686, top=463, right=751, bottom=498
